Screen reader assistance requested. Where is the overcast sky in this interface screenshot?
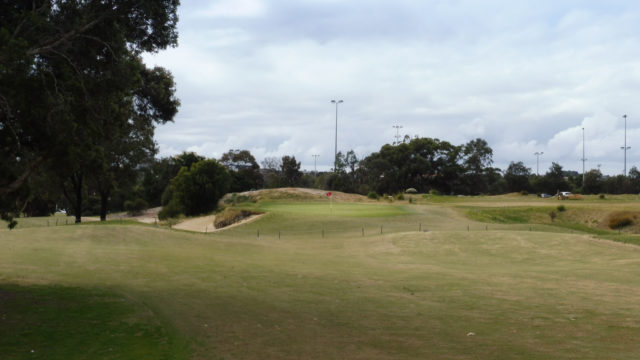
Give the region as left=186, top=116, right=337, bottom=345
left=143, top=0, right=640, bottom=175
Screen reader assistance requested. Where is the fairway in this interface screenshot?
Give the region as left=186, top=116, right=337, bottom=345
left=2, top=194, right=640, bottom=359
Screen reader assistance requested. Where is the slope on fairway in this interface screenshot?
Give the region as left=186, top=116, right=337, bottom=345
left=3, top=196, right=640, bottom=360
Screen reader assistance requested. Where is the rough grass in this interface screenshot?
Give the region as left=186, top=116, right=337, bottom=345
left=3, top=192, right=640, bottom=359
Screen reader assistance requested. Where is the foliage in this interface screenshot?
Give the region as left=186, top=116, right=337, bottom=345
left=367, top=191, right=380, bottom=200
left=220, top=149, right=263, bottom=192
left=214, top=208, right=257, bottom=229
left=607, top=212, right=636, bottom=229
left=0, top=0, right=180, bottom=227
left=504, top=161, right=531, bottom=193
left=164, top=159, right=231, bottom=217
left=395, top=193, right=405, bottom=200
left=124, top=198, right=148, bottom=216
left=557, top=205, right=566, bottom=212
left=158, top=201, right=182, bottom=220
left=549, top=210, right=557, bottom=221
left=280, top=155, right=302, bottom=187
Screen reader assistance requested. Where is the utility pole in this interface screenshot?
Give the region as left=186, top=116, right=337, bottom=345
left=581, top=127, right=587, bottom=184
left=393, top=125, right=403, bottom=145
left=312, top=154, right=319, bottom=176
left=331, top=100, right=343, bottom=172
left=621, top=114, right=630, bottom=176
left=534, top=151, right=544, bottom=176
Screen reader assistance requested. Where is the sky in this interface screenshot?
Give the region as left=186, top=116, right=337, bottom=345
left=143, top=0, right=640, bottom=175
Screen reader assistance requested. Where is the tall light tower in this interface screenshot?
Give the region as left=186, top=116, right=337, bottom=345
left=331, top=100, right=343, bottom=172
left=621, top=114, right=630, bottom=176
left=581, top=127, right=587, bottom=184
left=534, top=151, right=544, bottom=175
left=393, top=125, right=403, bottom=145
left=312, top=154, right=320, bottom=175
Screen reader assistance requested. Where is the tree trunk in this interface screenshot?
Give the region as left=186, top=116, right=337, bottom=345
left=99, top=189, right=109, bottom=221
left=71, top=173, right=83, bottom=223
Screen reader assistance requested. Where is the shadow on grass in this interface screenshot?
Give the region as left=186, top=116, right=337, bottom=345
left=0, top=284, right=189, bottom=360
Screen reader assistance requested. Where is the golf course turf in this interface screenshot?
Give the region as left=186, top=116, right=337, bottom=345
left=2, top=191, right=640, bottom=359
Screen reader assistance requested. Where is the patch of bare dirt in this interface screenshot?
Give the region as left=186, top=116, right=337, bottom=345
left=173, top=213, right=265, bottom=233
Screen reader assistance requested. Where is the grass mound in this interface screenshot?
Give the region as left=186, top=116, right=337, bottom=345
left=214, top=207, right=259, bottom=229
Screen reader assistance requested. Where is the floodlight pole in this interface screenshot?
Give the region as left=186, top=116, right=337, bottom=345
left=621, top=115, right=630, bottom=176
left=331, top=100, right=343, bottom=172
left=534, top=151, right=543, bottom=176
left=581, top=127, right=587, bottom=184
left=393, top=125, right=403, bottom=145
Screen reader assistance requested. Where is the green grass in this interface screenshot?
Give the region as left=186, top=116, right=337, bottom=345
left=3, top=193, right=640, bottom=359
left=0, top=284, right=187, bottom=360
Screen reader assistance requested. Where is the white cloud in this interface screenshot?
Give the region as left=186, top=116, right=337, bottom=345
left=145, top=0, right=640, bottom=174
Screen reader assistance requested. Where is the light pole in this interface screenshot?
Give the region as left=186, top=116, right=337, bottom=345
left=534, top=151, right=544, bottom=175
left=312, top=154, right=319, bottom=176
left=331, top=100, right=343, bottom=172
left=393, top=125, right=403, bottom=145
left=581, top=127, right=587, bottom=184
left=621, top=114, right=630, bottom=176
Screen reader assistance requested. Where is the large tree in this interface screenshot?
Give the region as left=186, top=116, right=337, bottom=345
left=0, top=0, right=180, bottom=226
left=220, top=149, right=263, bottom=192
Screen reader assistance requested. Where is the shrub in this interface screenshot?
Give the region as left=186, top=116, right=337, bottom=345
left=557, top=205, right=566, bottom=212
left=395, top=193, right=405, bottom=200
left=608, top=212, right=635, bottom=229
left=429, top=189, right=440, bottom=196
left=520, top=190, right=528, bottom=196
left=166, top=159, right=231, bottom=217
left=548, top=211, right=557, bottom=222
left=599, top=194, right=606, bottom=199
left=367, top=191, right=379, bottom=200
left=405, top=188, right=418, bottom=194
left=158, top=201, right=182, bottom=220
left=124, top=198, right=148, bottom=216
left=214, top=208, right=256, bottom=229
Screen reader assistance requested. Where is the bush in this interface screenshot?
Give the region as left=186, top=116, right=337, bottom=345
left=548, top=211, right=557, bottom=222
left=124, top=198, right=148, bottom=216
left=599, top=193, right=606, bottom=199
left=520, top=190, right=528, bottom=196
left=405, top=188, right=418, bottom=194
left=608, top=212, right=635, bottom=229
left=429, top=189, right=440, bottom=196
left=367, top=191, right=379, bottom=200
left=214, top=208, right=256, bottom=229
left=557, top=205, right=566, bottom=212
left=158, top=201, right=182, bottom=220
left=395, top=193, right=405, bottom=200
left=165, top=159, right=231, bottom=217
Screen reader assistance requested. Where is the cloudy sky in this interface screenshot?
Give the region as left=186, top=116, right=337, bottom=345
left=143, top=0, right=640, bottom=175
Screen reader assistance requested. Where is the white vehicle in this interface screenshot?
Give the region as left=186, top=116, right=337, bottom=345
left=560, top=191, right=572, bottom=197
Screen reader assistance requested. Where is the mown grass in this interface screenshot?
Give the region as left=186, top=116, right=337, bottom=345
left=0, top=284, right=187, bottom=360
left=2, top=193, right=640, bottom=359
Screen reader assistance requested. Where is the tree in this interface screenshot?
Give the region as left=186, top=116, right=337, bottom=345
left=460, top=138, right=493, bottom=194
left=504, top=161, right=531, bottom=193
left=281, top=156, right=302, bottom=187
left=141, top=152, right=205, bottom=207
left=0, top=0, right=179, bottom=226
left=162, top=159, right=231, bottom=218
left=582, top=169, right=603, bottom=195
left=220, top=149, right=263, bottom=192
